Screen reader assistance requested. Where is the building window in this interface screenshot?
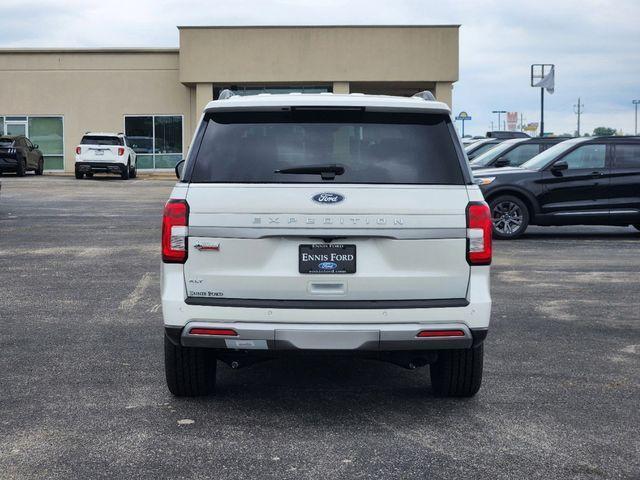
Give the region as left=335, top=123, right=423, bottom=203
left=28, top=117, right=64, bottom=170
left=124, top=115, right=183, bottom=170
left=0, top=115, right=64, bottom=171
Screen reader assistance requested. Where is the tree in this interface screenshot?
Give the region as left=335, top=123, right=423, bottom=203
left=593, top=127, right=616, bottom=136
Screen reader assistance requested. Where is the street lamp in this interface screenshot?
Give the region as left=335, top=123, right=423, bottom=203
left=492, top=110, right=507, bottom=131
left=633, top=100, right=640, bottom=136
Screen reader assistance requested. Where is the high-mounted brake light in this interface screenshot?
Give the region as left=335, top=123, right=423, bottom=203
left=416, top=330, right=465, bottom=338
left=189, top=328, right=238, bottom=336
left=466, top=202, right=492, bottom=265
left=76, top=146, right=81, bottom=155
left=162, top=199, right=189, bottom=263
left=118, top=147, right=125, bottom=156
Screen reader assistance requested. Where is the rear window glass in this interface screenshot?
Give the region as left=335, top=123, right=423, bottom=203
left=614, top=144, right=640, bottom=168
left=81, top=135, right=123, bottom=146
left=189, top=110, right=464, bottom=184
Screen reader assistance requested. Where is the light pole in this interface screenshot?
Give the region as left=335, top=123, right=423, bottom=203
left=633, top=100, right=640, bottom=136
left=531, top=64, right=555, bottom=137
left=573, top=98, right=584, bottom=136
left=492, top=110, right=506, bottom=131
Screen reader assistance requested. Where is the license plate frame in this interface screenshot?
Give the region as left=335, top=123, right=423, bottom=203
left=299, top=244, right=356, bottom=274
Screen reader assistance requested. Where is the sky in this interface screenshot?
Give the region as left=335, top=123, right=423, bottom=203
left=1, top=0, right=639, bottom=136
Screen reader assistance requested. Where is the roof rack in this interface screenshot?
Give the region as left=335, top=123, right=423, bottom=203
left=218, top=89, right=237, bottom=100
left=412, top=90, right=436, bottom=101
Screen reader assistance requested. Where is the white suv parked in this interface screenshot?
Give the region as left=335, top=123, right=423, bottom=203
left=75, top=132, right=137, bottom=179
left=162, top=91, right=492, bottom=397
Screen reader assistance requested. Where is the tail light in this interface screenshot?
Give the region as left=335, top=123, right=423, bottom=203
left=417, top=329, right=465, bottom=338
left=162, top=199, right=189, bottom=263
left=189, top=328, right=237, bottom=336
left=466, top=202, right=492, bottom=265
left=76, top=146, right=81, bottom=155
left=118, top=147, right=125, bottom=156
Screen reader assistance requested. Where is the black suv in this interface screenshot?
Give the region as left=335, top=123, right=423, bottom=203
left=475, top=136, right=640, bottom=239
left=0, top=135, right=44, bottom=176
left=470, top=137, right=570, bottom=170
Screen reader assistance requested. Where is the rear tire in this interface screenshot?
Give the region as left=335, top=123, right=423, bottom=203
left=16, top=157, right=26, bottom=177
left=164, top=334, right=217, bottom=397
left=35, top=157, right=44, bottom=175
left=430, top=344, right=483, bottom=397
left=75, top=168, right=84, bottom=179
left=121, top=162, right=130, bottom=180
left=489, top=195, right=530, bottom=239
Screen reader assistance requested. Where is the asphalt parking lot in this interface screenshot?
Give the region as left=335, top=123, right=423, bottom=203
left=1, top=175, right=639, bottom=479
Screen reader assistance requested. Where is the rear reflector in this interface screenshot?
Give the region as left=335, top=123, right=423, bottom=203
left=466, top=202, right=492, bottom=265
left=76, top=146, right=81, bottom=155
left=416, top=330, right=465, bottom=338
left=118, top=147, right=125, bottom=156
left=162, top=199, right=189, bottom=263
left=189, top=328, right=238, bottom=336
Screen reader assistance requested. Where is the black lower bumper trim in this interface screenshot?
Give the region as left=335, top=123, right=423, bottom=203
left=183, top=297, right=469, bottom=309
left=470, top=328, right=488, bottom=346
left=76, top=162, right=124, bottom=173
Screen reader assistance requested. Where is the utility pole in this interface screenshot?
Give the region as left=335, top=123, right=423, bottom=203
left=492, top=110, right=507, bottom=131
left=634, top=100, right=640, bottom=135
left=573, top=98, right=584, bottom=136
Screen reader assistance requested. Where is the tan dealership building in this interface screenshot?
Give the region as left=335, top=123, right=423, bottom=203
left=0, top=25, right=459, bottom=172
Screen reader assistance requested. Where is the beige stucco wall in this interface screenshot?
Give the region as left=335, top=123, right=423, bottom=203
left=0, top=26, right=458, bottom=171
left=179, top=26, right=459, bottom=85
left=0, top=49, right=191, bottom=172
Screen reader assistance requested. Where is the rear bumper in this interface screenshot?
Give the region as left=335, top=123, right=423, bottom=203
left=161, top=253, right=492, bottom=352
left=0, top=157, right=18, bottom=170
left=75, top=161, right=125, bottom=173
left=168, top=322, right=487, bottom=351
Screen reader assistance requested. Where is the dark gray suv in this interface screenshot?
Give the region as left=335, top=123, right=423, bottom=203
left=0, top=135, right=44, bottom=176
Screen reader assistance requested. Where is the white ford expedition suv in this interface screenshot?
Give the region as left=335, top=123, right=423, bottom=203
left=75, top=132, right=137, bottom=179
left=162, top=91, right=492, bottom=397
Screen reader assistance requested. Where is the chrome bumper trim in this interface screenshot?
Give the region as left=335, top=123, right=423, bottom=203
left=188, top=226, right=467, bottom=240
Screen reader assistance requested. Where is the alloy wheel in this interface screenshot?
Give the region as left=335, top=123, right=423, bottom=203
left=492, top=201, right=524, bottom=236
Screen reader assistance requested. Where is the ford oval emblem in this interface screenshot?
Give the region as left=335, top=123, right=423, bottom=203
left=318, top=261, right=338, bottom=270
left=312, top=192, right=344, bottom=204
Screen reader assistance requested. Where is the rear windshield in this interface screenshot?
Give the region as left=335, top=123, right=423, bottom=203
left=80, top=135, right=123, bottom=146
left=189, top=110, right=464, bottom=184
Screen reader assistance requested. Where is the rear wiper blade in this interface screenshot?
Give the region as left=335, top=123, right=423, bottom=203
left=274, top=164, right=345, bottom=180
